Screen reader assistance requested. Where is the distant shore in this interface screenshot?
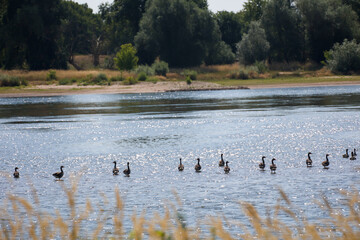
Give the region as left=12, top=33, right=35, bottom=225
left=1, top=80, right=360, bottom=98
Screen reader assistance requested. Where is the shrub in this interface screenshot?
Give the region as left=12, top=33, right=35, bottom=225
left=78, top=74, right=109, bottom=86
left=0, top=74, right=27, bottom=87
left=254, top=61, right=268, bottom=74
left=186, top=76, right=192, bottom=85
left=152, top=60, right=169, bottom=76
left=93, top=73, right=108, bottom=84
left=58, top=78, right=77, bottom=85
left=135, top=65, right=155, bottom=76
left=123, top=76, right=138, bottom=85
left=110, top=76, right=125, bottom=82
left=46, top=70, right=57, bottom=81
left=326, top=39, right=360, bottom=74
left=238, top=70, right=249, bottom=79
left=183, top=70, right=197, bottom=80
left=103, top=56, right=115, bottom=69
left=147, top=77, right=158, bottom=84
left=137, top=72, right=147, bottom=81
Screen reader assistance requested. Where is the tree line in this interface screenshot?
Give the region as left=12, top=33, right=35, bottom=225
left=0, top=0, right=359, bottom=70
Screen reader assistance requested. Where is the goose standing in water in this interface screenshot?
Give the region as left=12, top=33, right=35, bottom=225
left=259, top=156, right=266, bottom=170
left=123, top=162, right=130, bottom=176
left=270, top=158, right=277, bottom=173
left=343, top=149, right=349, bottom=158
left=53, top=166, right=64, bottom=180
left=113, top=161, right=119, bottom=175
left=350, top=151, right=356, bottom=160
left=219, top=154, right=225, bottom=167
left=354, top=149, right=357, bottom=156
left=195, top=158, right=201, bottom=172
left=13, top=167, right=19, bottom=178
left=224, top=161, right=230, bottom=173
left=178, top=158, right=184, bottom=171
left=322, top=154, right=330, bottom=169
left=306, top=152, right=312, bottom=167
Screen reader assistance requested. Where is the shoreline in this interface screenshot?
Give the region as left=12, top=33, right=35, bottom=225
left=1, top=80, right=360, bottom=98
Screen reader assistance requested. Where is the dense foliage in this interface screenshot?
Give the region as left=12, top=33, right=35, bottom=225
left=114, top=43, right=139, bottom=71
left=326, top=39, right=360, bottom=74
left=135, top=0, right=222, bottom=67
left=0, top=0, right=360, bottom=70
left=237, top=21, right=269, bottom=65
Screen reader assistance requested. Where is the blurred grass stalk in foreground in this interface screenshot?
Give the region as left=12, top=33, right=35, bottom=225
left=0, top=176, right=359, bottom=239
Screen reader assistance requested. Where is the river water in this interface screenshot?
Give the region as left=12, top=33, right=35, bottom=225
left=1, top=86, right=360, bottom=237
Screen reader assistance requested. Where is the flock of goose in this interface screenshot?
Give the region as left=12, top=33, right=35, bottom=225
left=11, top=149, right=357, bottom=180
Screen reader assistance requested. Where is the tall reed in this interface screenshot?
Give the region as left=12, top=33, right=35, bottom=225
left=1, top=177, right=359, bottom=239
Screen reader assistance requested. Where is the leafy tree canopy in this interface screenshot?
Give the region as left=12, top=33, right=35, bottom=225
left=236, top=21, right=270, bottom=65
left=297, top=0, right=360, bottom=62
left=261, top=0, right=304, bottom=62
left=135, top=0, right=221, bottom=67
left=0, top=0, right=66, bottom=70
left=114, top=43, right=139, bottom=71
left=215, top=11, right=243, bottom=53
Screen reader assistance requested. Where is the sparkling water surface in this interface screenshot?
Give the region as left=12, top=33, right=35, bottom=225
left=1, top=86, right=360, bottom=236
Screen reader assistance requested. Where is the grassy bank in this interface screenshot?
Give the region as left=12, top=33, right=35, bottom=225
left=1, top=178, right=359, bottom=239
left=1, top=59, right=360, bottom=96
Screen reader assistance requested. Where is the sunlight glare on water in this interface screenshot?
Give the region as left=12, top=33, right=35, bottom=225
left=1, top=85, right=360, bottom=235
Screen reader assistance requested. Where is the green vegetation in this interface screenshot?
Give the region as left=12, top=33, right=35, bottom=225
left=0, top=74, right=27, bottom=87
left=114, top=44, right=139, bottom=72
left=1, top=179, right=360, bottom=239
left=325, top=39, right=360, bottom=74
left=123, top=76, right=138, bottom=85
left=152, top=60, right=169, bottom=77
left=136, top=72, right=147, bottom=81
left=236, top=21, right=269, bottom=65
left=183, top=70, right=198, bottom=80
left=46, top=70, right=57, bottom=81
left=1, top=0, right=360, bottom=74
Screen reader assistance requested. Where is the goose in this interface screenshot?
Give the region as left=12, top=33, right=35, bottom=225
left=113, top=161, right=119, bottom=175
left=322, top=154, right=330, bottom=168
left=178, top=158, right=184, bottom=171
left=13, top=167, right=19, bottom=178
left=259, top=156, right=266, bottom=170
left=306, top=152, right=312, bottom=167
left=53, top=166, right=64, bottom=180
left=270, top=158, right=277, bottom=173
left=123, top=162, right=130, bottom=176
left=195, top=158, right=201, bottom=172
left=350, top=152, right=356, bottom=160
left=219, top=154, right=225, bottom=167
left=354, top=149, right=357, bottom=156
left=343, top=149, right=349, bottom=158
left=224, top=161, right=230, bottom=173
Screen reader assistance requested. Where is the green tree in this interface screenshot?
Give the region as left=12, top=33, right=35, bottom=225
left=342, top=0, right=360, bottom=20
left=135, top=0, right=221, bottom=67
left=241, top=0, right=268, bottom=32
left=60, top=1, right=103, bottom=69
left=0, top=0, right=66, bottom=70
left=236, top=21, right=270, bottom=65
left=99, top=0, right=147, bottom=52
left=215, top=11, right=243, bottom=53
left=205, top=41, right=235, bottom=65
left=261, top=0, right=304, bottom=62
left=297, top=0, right=360, bottom=62
left=114, top=43, right=139, bottom=72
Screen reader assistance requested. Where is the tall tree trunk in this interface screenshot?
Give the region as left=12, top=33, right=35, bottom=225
left=68, top=55, right=82, bottom=70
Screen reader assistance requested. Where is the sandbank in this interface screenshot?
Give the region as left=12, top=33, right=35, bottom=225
left=1, top=80, right=360, bottom=98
